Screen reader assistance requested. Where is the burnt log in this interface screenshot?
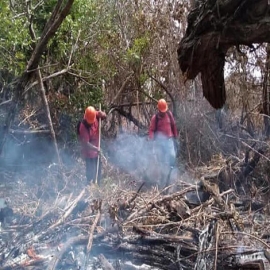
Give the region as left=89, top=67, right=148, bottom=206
left=178, top=0, right=270, bottom=109
left=98, top=254, right=115, bottom=270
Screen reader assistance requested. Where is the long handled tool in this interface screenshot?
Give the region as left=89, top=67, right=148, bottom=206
left=95, top=103, right=102, bottom=185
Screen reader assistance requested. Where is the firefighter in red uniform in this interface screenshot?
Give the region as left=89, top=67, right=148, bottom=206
left=78, top=106, right=106, bottom=184
left=148, top=99, right=178, bottom=168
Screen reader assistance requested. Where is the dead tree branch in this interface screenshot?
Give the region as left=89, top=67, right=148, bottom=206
left=37, top=68, right=62, bottom=165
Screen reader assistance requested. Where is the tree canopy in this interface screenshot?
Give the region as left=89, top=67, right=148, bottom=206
left=1, top=0, right=270, bottom=164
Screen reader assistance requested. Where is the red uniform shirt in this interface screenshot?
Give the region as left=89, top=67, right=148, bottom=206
left=148, top=111, right=178, bottom=140
left=79, top=111, right=106, bottom=158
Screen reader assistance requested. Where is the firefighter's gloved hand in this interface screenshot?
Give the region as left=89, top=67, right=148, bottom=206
left=98, top=148, right=105, bottom=157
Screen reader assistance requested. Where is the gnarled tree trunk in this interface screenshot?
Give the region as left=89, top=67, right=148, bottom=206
left=178, top=0, right=270, bottom=109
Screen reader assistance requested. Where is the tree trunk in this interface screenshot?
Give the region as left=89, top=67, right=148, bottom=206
left=263, top=43, right=270, bottom=137
left=178, top=0, right=270, bottom=109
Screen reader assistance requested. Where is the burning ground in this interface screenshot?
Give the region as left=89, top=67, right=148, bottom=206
left=0, top=135, right=270, bottom=270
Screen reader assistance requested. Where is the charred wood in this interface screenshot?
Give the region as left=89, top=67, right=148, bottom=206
left=48, top=188, right=86, bottom=230
left=1, top=166, right=270, bottom=270
left=195, top=219, right=217, bottom=270
left=98, top=254, right=116, bottom=270
left=87, top=200, right=102, bottom=252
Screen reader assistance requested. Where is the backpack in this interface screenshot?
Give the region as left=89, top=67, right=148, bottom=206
left=154, top=110, right=175, bottom=136
left=77, top=119, right=91, bottom=136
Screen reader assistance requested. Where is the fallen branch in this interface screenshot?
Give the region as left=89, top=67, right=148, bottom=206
left=190, top=189, right=234, bottom=215
left=50, top=235, right=88, bottom=270
left=125, top=185, right=197, bottom=223
left=48, top=189, right=86, bottom=230
left=10, top=129, right=50, bottom=134
left=23, top=66, right=72, bottom=95
left=87, top=200, right=102, bottom=252
left=98, top=254, right=115, bottom=270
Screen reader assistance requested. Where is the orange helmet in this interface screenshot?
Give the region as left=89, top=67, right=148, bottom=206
left=157, top=99, right=168, bottom=112
left=84, top=106, right=96, bottom=124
